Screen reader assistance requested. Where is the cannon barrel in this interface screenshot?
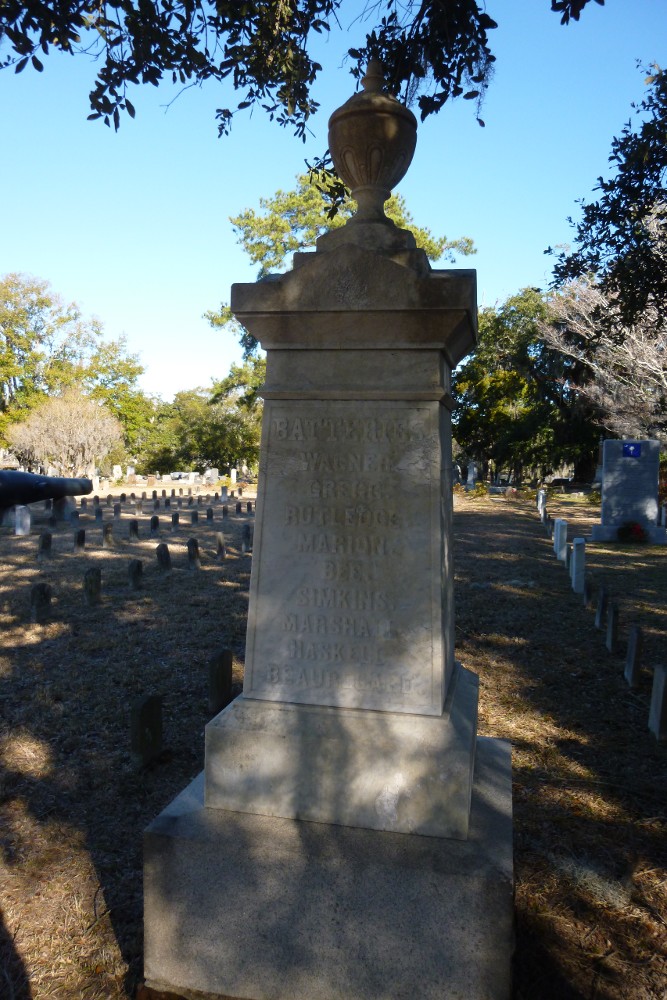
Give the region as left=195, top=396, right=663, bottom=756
left=0, top=471, right=93, bottom=509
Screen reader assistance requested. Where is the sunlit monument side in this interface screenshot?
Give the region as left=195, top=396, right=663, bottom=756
left=144, top=62, right=514, bottom=1000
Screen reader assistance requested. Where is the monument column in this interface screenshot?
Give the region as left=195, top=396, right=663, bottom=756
left=144, top=63, right=514, bottom=1000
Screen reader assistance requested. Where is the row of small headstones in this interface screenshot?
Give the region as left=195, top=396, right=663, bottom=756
left=32, top=522, right=254, bottom=583
left=15, top=500, right=253, bottom=537
left=129, top=649, right=237, bottom=766
left=536, top=491, right=666, bottom=744
left=48, top=494, right=253, bottom=515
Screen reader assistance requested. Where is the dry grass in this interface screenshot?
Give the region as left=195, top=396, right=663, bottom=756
left=1, top=489, right=666, bottom=999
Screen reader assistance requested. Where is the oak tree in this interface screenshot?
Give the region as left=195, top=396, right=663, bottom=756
left=8, top=388, right=123, bottom=476
left=550, top=66, right=667, bottom=327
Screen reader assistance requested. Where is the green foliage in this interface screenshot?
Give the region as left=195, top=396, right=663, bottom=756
left=551, top=66, right=667, bottom=327
left=0, top=272, right=152, bottom=455
left=452, top=288, right=600, bottom=482
left=227, top=174, right=473, bottom=278
left=138, top=386, right=260, bottom=474
left=210, top=356, right=267, bottom=411
left=207, top=174, right=475, bottom=356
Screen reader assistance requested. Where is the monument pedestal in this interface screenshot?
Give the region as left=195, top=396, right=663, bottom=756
left=144, top=737, right=513, bottom=1000
left=205, top=663, right=478, bottom=839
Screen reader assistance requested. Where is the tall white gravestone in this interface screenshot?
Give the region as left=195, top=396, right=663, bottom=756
left=144, top=63, right=513, bottom=1000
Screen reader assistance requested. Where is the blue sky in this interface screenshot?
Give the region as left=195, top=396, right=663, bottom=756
left=1, top=0, right=665, bottom=400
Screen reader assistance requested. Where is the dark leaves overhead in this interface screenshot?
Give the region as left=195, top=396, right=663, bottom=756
left=1, top=0, right=605, bottom=135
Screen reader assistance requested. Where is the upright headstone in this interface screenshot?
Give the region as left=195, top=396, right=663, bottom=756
left=206, top=507, right=213, bottom=521
left=103, top=523, right=115, bottom=548
left=187, top=537, right=201, bottom=570
left=215, top=532, right=226, bottom=560
left=595, top=585, right=609, bottom=630
left=128, top=559, right=143, bottom=590
left=190, top=510, right=198, bottom=525
left=150, top=515, right=160, bottom=537
left=74, top=528, right=86, bottom=551
left=582, top=576, right=593, bottom=609
left=37, top=531, right=52, bottom=561
left=648, top=665, right=667, bottom=742
left=30, top=582, right=52, bottom=623
left=592, top=440, right=666, bottom=543
left=466, top=461, right=478, bottom=486
left=83, top=567, right=102, bottom=606
left=53, top=496, right=75, bottom=522
left=554, top=518, right=568, bottom=562
left=156, top=542, right=171, bottom=573
left=114, top=503, right=122, bottom=520
left=14, top=505, right=31, bottom=536
left=128, top=519, right=140, bottom=541
left=131, top=695, right=163, bottom=765
left=606, top=602, right=619, bottom=654
left=171, top=511, right=180, bottom=531
left=624, top=625, right=643, bottom=688
left=570, top=537, right=585, bottom=594
left=241, top=523, right=253, bottom=553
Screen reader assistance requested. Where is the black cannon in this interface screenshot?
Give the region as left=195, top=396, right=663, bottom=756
left=0, top=471, right=93, bottom=512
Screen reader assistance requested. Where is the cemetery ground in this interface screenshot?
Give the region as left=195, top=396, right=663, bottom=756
left=1, top=491, right=665, bottom=1000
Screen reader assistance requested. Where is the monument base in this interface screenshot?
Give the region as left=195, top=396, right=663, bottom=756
left=591, top=524, right=667, bottom=544
left=144, top=736, right=513, bottom=1000
left=205, top=664, right=478, bottom=840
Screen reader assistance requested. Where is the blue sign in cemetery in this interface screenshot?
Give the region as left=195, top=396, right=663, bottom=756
left=623, top=442, right=642, bottom=458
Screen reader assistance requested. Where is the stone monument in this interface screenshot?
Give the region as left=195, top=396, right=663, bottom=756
left=592, top=439, right=666, bottom=543
left=144, top=62, right=513, bottom=1000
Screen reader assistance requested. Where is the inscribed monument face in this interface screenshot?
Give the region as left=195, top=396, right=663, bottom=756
left=244, top=399, right=446, bottom=715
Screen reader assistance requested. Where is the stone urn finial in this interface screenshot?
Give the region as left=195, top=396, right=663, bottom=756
left=328, top=59, right=418, bottom=225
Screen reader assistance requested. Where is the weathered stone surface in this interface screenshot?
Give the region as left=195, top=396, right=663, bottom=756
left=206, top=664, right=478, bottom=840
left=144, top=736, right=513, bottom=1000
left=592, top=439, right=666, bottom=543
left=244, top=399, right=454, bottom=715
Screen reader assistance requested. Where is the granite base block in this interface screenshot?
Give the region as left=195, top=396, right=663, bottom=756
left=143, top=736, right=513, bottom=1000
left=205, top=664, right=478, bottom=840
